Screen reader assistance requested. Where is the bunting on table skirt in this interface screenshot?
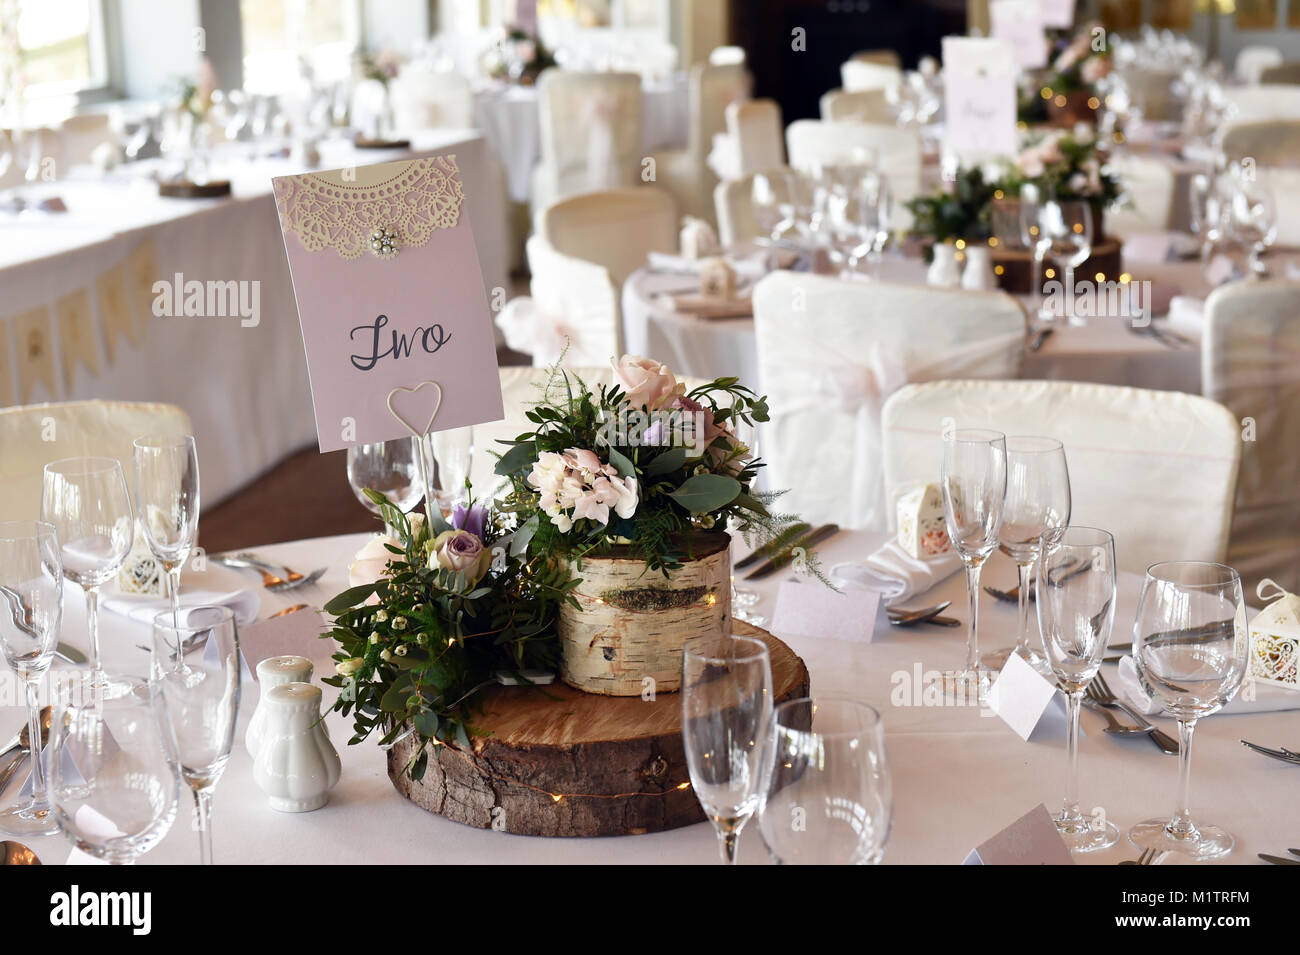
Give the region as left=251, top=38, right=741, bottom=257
left=12, top=306, right=57, bottom=405
left=54, top=288, right=100, bottom=391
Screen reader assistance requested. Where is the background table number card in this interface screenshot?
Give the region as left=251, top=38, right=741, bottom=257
left=1038, top=0, right=1077, bottom=29
left=988, top=0, right=1048, bottom=70
left=963, top=804, right=1076, bottom=864
left=942, top=37, right=1018, bottom=161
left=273, top=155, right=504, bottom=452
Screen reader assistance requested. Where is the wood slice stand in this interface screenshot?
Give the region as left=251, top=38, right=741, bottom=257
left=387, top=622, right=809, bottom=837
left=158, top=179, right=232, bottom=199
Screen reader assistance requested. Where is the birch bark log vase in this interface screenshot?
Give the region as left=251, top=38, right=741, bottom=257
left=557, top=532, right=732, bottom=696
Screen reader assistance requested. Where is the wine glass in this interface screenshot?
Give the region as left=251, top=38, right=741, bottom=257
left=429, top=427, right=473, bottom=513
left=45, top=674, right=180, bottom=864
left=0, top=521, right=63, bottom=836
left=133, top=435, right=200, bottom=619
left=151, top=605, right=241, bottom=865
left=751, top=170, right=793, bottom=241
left=347, top=439, right=424, bottom=533
left=1226, top=173, right=1277, bottom=278
left=1038, top=200, right=1093, bottom=327
left=757, top=697, right=892, bottom=864
left=42, top=458, right=134, bottom=684
left=982, top=436, right=1071, bottom=674
left=1129, top=562, right=1249, bottom=860
left=938, top=429, right=1006, bottom=701
left=1188, top=172, right=1227, bottom=258
left=1019, top=184, right=1051, bottom=322
left=682, top=633, right=773, bottom=864
left=1036, top=526, right=1120, bottom=852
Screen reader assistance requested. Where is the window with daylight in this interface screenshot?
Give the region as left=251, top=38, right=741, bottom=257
left=4, top=0, right=109, bottom=99
left=240, top=0, right=359, bottom=93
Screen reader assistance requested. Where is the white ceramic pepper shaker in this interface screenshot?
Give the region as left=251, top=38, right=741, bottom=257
left=252, top=683, right=341, bottom=813
left=246, top=655, right=314, bottom=759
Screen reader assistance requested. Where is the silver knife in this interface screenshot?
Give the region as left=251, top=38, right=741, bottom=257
left=1258, top=853, right=1300, bottom=865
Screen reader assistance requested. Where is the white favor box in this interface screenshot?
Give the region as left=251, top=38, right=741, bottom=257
left=1249, top=580, right=1300, bottom=690
left=896, top=483, right=951, bottom=559
left=680, top=217, right=720, bottom=260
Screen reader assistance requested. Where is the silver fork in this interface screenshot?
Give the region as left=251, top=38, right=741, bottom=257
left=1119, top=846, right=1164, bottom=865
left=1086, top=675, right=1180, bottom=755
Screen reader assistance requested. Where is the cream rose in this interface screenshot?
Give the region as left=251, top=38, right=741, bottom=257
left=429, top=529, right=491, bottom=583
left=349, top=534, right=402, bottom=588
left=612, top=355, right=684, bottom=410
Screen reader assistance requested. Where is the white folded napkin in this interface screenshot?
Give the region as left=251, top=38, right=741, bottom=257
left=1164, top=294, right=1205, bottom=338
left=830, top=539, right=962, bottom=605
left=101, top=588, right=261, bottom=627
left=1122, top=232, right=1201, bottom=264
left=1114, top=654, right=1300, bottom=717
left=647, top=250, right=771, bottom=282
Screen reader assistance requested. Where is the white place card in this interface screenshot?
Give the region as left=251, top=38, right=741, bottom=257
left=770, top=580, right=880, bottom=643
left=984, top=651, right=1074, bottom=741
left=963, top=803, right=1076, bottom=864
left=989, top=0, right=1048, bottom=70
left=1038, top=0, right=1077, bottom=29
left=240, top=608, right=327, bottom=673
left=942, top=37, right=1018, bottom=159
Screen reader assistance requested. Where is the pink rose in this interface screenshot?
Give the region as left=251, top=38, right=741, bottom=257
left=430, top=529, right=491, bottom=583
left=612, top=355, right=684, bottom=410
left=671, top=396, right=749, bottom=475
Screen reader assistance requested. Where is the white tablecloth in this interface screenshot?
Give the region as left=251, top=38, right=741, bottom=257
left=17, top=527, right=1294, bottom=865
left=0, top=131, right=509, bottom=506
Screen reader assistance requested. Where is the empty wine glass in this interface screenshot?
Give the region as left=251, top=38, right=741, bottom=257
left=758, top=697, right=892, bottom=864
left=133, top=435, right=200, bottom=619
left=982, top=436, right=1071, bottom=674
left=0, top=521, right=63, bottom=836
left=42, top=458, right=134, bottom=683
left=938, top=429, right=1006, bottom=701
left=151, top=605, right=241, bottom=865
left=1020, top=184, right=1052, bottom=322
left=46, top=674, right=180, bottom=864
left=1129, top=562, right=1249, bottom=860
left=347, top=439, right=424, bottom=532
left=751, top=170, right=794, bottom=241
left=1038, top=200, right=1093, bottom=326
left=1037, top=526, right=1119, bottom=852
left=1226, top=172, right=1277, bottom=278
left=682, top=633, right=773, bottom=864
left=429, top=427, right=473, bottom=513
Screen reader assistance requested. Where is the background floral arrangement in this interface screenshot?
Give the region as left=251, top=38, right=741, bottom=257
left=487, top=25, right=557, bottom=84
left=1042, top=23, right=1112, bottom=97
left=905, top=164, right=1000, bottom=255
left=357, top=48, right=405, bottom=87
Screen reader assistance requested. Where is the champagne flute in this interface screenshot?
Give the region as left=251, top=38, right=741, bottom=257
left=938, top=429, right=1006, bottom=701
left=133, top=435, right=200, bottom=620
left=151, top=605, right=241, bottom=865
left=982, top=436, right=1071, bottom=674
left=1129, top=562, right=1249, bottom=860
left=0, top=521, right=63, bottom=836
left=41, top=458, right=134, bottom=683
left=682, top=633, right=773, bottom=864
left=347, top=439, right=424, bottom=533
left=757, top=697, right=892, bottom=864
left=1037, top=527, right=1120, bottom=852
left=46, top=674, right=179, bottom=864
left=429, top=427, right=473, bottom=514
left=1039, top=200, right=1093, bottom=327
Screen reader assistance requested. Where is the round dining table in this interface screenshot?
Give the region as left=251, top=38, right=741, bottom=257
left=19, top=527, right=1294, bottom=865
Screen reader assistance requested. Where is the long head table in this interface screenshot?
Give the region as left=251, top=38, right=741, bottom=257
left=16, top=528, right=1294, bottom=865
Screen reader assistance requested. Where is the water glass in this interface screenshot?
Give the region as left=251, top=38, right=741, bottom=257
left=346, top=438, right=424, bottom=531
left=1129, top=562, right=1249, bottom=860
left=682, top=633, right=773, bottom=864
left=133, top=434, right=200, bottom=618
left=1038, top=200, right=1093, bottom=326
left=758, top=697, right=891, bottom=864
left=429, top=427, right=473, bottom=513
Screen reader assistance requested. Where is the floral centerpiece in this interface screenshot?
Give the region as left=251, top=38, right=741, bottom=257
left=1001, top=129, right=1122, bottom=238
left=905, top=164, right=1001, bottom=261
left=487, top=26, right=557, bottom=85
left=1040, top=23, right=1111, bottom=126
left=357, top=48, right=404, bottom=88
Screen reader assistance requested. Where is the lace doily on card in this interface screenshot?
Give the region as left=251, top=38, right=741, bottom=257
left=273, top=155, right=465, bottom=259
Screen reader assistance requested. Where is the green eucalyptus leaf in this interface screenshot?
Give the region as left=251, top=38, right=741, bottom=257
left=607, top=446, right=635, bottom=478
left=668, top=473, right=741, bottom=513
left=643, top=446, right=686, bottom=476
left=324, top=584, right=377, bottom=615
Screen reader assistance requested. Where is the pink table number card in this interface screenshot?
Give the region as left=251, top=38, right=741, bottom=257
left=1038, top=0, right=1077, bottom=29
left=272, top=153, right=504, bottom=452
left=989, top=0, right=1048, bottom=71
left=942, top=37, right=1018, bottom=161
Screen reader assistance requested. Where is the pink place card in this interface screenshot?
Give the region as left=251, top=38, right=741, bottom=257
left=240, top=608, right=329, bottom=673
left=1038, top=0, right=1077, bottom=29
left=770, top=580, right=880, bottom=642
left=942, top=37, right=1018, bottom=159
left=273, top=153, right=504, bottom=452
left=989, top=0, right=1048, bottom=71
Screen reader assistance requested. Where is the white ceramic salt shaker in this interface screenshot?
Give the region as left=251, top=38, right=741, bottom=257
left=252, top=683, right=341, bottom=813
left=927, top=244, right=962, bottom=287
left=246, top=655, right=314, bottom=759
left=961, top=244, right=999, bottom=291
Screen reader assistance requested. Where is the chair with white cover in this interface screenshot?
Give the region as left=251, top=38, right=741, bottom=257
left=752, top=272, right=1028, bottom=531
left=1220, top=118, right=1300, bottom=167
left=538, top=187, right=678, bottom=292
left=709, top=46, right=746, bottom=66
left=1222, top=84, right=1300, bottom=122
left=1202, top=279, right=1300, bottom=593
left=0, top=400, right=193, bottom=523
left=1105, top=155, right=1176, bottom=237
left=819, top=88, right=892, bottom=123
left=1260, top=62, right=1300, bottom=85
left=531, top=70, right=643, bottom=215
left=58, top=114, right=113, bottom=166
left=849, top=49, right=902, bottom=69
left=390, top=70, right=475, bottom=131
left=713, top=167, right=792, bottom=246
left=1236, top=45, right=1284, bottom=84
left=649, top=62, right=752, bottom=223
left=880, top=380, right=1241, bottom=576
left=724, top=99, right=784, bottom=177
left=840, top=60, right=902, bottom=93
left=785, top=119, right=922, bottom=227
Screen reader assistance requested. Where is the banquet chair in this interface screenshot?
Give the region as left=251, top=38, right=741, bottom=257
left=648, top=62, right=753, bottom=223
left=1260, top=62, right=1300, bottom=85
left=1222, top=84, right=1300, bottom=122
left=0, top=400, right=193, bottom=523
left=1104, top=155, right=1176, bottom=237
left=1219, top=119, right=1300, bottom=167
left=840, top=60, right=902, bottom=93
left=709, top=46, right=746, bottom=66
left=752, top=272, right=1028, bottom=531
left=390, top=70, right=475, bottom=131
left=538, top=187, right=678, bottom=292
left=58, top=114, right=114, bottom=166
left=785, top=119, right=922, bottom=227
left=531, top=70, right=643, bottom=215
left=819, top=88, right=893, bottom=123
left=713, top=168, right=792, bottom=246
left=1235, top=45, right=1284, bottom=84
left=880, top=380, right=1241, bottom=576
left=725, top=99, right=784, bottom=177
left=1202, top=279, right=1300, bottom=594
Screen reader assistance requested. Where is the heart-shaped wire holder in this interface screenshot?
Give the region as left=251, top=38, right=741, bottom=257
left=386, top=380, right=443, bottom=521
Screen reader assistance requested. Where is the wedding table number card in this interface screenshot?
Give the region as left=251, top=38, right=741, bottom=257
left=962, top=804, right=1076, bottom=865
left=984, top=651, right=1073, bottom=741
left=989, top=0, right=1048, bottom=70
left=942, top=37, right=1018, bottom=160
left=1038, top=0, right=1077, bottom=29
left=770, top=580, right=880, bottom=642
left=273, top=154, right=504, bottom=452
